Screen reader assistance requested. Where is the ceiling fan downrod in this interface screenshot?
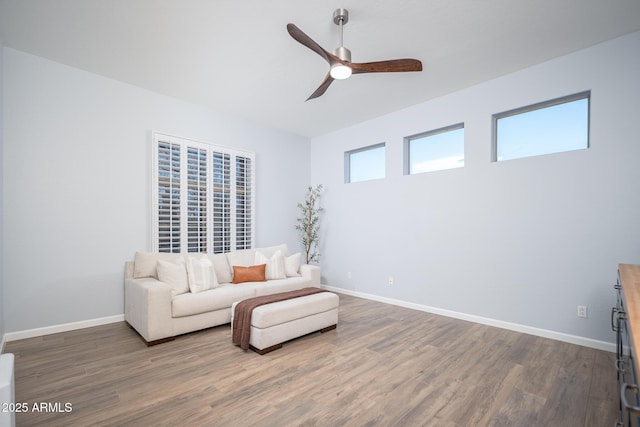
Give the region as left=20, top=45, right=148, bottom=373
left=333, top=8, right=351, bottom=63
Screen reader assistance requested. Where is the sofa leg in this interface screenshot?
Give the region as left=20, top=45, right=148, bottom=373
left=320, top=324, right=337, bottom=333
left=126, top=322, right=175, bottom=346
left=145, top=336, right=175, bottom=346
left=250, top=343, right=282, bottom=355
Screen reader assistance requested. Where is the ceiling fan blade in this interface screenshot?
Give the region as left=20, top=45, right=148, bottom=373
left=287, top=23, right=335, bottom=65
left=306, top=74, right=335, bottom=101
left=350, top=59, right=423, bottom=74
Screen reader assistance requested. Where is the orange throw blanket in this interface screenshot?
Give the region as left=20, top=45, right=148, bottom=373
left=232, top=287, right=329, bottom=351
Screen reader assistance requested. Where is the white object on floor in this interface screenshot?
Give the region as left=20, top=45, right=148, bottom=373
left=0, top=353, right=16, bottom=427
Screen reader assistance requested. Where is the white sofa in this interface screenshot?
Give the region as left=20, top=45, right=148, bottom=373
left=124, top=244, right=320, bottom=345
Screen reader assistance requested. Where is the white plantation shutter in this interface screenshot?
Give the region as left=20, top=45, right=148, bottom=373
left=152, top=133, right=255, bottom=254
left=186, top=146, right=208, bottom=253
left=156, top=141, right=181, bottom=253
left=235, top=154, right=254, bottom=250
left=212, top=150, right=231, bottom=254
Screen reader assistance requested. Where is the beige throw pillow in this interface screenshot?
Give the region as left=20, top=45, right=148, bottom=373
left=187, top=256, right=218, bottom=293
left=285, top=252, right=302, bottom=277
left=156, top=259, right=189, bottom=296
left=255, top=250, right=286, bottom=280
left=134, top=251, right=182, bottom=279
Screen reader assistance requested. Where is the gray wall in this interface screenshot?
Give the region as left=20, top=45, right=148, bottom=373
left=3, top=31, right=640, bottom=347
left=310, top=32, right=640, bottom=345
left=0, top=46, right=5, bottom=345
left=2, top=48, right=310, bottom=333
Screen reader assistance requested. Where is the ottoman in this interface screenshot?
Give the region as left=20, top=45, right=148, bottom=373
left=231, top=291, right=339, bottom=354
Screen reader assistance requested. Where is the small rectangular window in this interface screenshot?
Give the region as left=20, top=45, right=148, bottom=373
left=345, top=143, right=385, bottom=183
left=404, top=124, right=464, bottom=174
left=493, top=92, right=590, bottom=162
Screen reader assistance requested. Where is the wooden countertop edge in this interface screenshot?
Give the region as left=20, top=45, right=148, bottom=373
left=619, top=263, right=640, bottom=377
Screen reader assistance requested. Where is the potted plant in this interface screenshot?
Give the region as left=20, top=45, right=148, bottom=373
left=296, top=184, right=324, bottom=264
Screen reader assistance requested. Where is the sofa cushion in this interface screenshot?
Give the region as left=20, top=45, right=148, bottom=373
left=232, top=264, right=266, bottom=284
left=172, top=283, right=257, bottom=318
left=257, top=243, right=290, bottom=258
left=156, top=259, right=189, bottom=295
left=255, top=250, right=286, bottom=280
left=226, top=249, right=257, bottom=268
left=254, top=276, right=310, bottom=296
left=134, top=252, right=184, bottom=279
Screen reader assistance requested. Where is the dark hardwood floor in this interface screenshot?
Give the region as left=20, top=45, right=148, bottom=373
left=4, top=293, right=617, bottom=426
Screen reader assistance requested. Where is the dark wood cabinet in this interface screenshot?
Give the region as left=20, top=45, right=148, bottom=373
left=615, top=264, right=640, bottom=426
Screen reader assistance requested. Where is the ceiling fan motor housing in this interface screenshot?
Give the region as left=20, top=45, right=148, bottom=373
left=334, top=46, right=351, bottom=62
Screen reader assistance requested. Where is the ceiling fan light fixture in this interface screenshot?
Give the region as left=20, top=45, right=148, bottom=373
left=331, top=45, right=352, bottom=79
left=330, top=64, right=352, bottom=79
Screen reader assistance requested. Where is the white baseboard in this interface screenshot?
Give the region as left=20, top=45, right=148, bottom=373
left=4, top=314, right=125, bottom=343
left=1, top=288, right=616, bottom=353
left=321, top=285, right=616, bottom=353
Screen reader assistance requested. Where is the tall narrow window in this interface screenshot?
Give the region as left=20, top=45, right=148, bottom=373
left=156, top=141, right=181, bottom=253
left=152, top=133, right=255, bottom=254
left=493, top=92, right=590, bottom=161
left=211, top=151, right=231, bottom=254
left=345, top=143, right=386, bottom=183
left=404, top=124, right=464, bottom=174
left=186, top=147, right=207, bottom=253
left=234, top=154, right=254, bottom=250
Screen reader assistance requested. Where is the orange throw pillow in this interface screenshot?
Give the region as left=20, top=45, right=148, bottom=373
left=232, top=264, right=267, bottom=284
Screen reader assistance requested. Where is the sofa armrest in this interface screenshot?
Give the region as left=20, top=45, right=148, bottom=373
left=300, top=264, right=321, bottom=287
left=124, top=277, right=173, bottom=343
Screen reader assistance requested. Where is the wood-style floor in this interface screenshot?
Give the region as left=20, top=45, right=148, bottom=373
left=5, top=293, right=617, bottom=426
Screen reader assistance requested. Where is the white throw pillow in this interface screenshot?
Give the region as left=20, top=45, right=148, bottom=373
left=134, top=251, right=182, bottom=279
left=206, top=253, right=232, bottom=284
left=285, top=252, right=302, bottom=277
left=187, top=256, right=218, bottom=293
left=255, top=250, right=286, bottom=280
left=156, top=259, right=189, bottom=296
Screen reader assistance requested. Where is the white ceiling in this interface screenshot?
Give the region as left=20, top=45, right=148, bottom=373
left=1, top=0, right=639, bottom=138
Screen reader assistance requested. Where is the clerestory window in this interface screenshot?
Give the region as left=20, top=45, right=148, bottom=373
left=493, top=92, right=590, bottom=162
left=345, top=143, right=386, bottom=183
left=404, top=124, right=465, bottom=174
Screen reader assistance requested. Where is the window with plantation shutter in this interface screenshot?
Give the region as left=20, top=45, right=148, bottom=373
left=152, top=133, right=255, bottom=254
left=235, top=155, right=253, bottom=250
left=212, top=151, right=231, bottom=254
left=187, top=147, right=207, bottom=253
left=156, top=141, right=181, bottom=253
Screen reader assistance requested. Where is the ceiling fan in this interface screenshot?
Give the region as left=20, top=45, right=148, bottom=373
left=287, top=8, right=422, bottom=101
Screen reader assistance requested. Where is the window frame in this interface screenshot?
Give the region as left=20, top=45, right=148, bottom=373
left=491, top=91, right=590, bottom=162
left=151, top=132, right=255, bottom=254
left=344, top=142, right=386, bottom=183
left=403, top=123, right=465, bottom=175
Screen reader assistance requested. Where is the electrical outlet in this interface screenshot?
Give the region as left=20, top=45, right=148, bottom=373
left=388, top=276, right=394, bottom=285
left=577, top=305, right=588, bottom=318
left=347, top=272, right=352, bottom=280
